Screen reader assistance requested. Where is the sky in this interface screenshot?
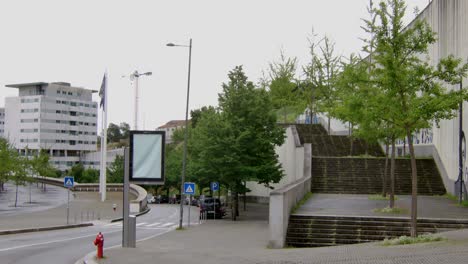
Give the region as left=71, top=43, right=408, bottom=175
left=0, top=0, right=430, bottom=131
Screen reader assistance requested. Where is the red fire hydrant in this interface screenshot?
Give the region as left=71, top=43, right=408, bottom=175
left=93, top=232, right=104, bottom=259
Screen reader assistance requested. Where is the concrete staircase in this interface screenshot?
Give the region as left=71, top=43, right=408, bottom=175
left=285, top=124, right=452, bottom=248
left=296, top=124, right=384, bottom=157
left=311, top=157, right=446, bottom=195
left=286, top=215, right=468, bottom=247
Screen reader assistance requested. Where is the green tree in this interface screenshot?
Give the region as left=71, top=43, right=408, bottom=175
left=163, top=144, right=183, bottom=196
left=119, top=122, right=130, bottom=139
left=0, top=138, right=15, bottom=192
left=267, top=51, right=301, bottom=123
left=69, top=163, right=98, bottom=183
left=366, top=0, right=468, bottom=237
left=107, top=155, right=124, bottom=183
left=217, top=66, right=285, bottom=220
left=11, top=154, right=31, bottom=207
left=107, top=123, right=122, bottom=143
left=30, top=149, right=57, bottom=192
left=315, top=36, right=341, bottom=133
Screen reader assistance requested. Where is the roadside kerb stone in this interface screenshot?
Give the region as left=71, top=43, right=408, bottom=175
left=0, top=223, right=93, bottom=235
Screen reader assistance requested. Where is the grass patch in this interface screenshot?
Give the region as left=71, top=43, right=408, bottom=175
left=382, top=234, right=446, bottom=246
left=442, top=193, right=468, bottom=207
left=368, top=195, right=398, bottom=201
left=176, top=227, right=185, bottom=231
left=374, top=207, right=408, bottom=214
left=291, top=192, right=313, bottom=214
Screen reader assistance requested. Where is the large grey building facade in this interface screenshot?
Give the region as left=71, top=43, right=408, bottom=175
left=4, top=82, right=98, bottom=170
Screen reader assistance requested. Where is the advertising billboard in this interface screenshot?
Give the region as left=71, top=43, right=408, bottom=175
left=129, top=130, right=165, bottom=184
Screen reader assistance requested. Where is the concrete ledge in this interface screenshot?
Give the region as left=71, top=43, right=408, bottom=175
left=34, top=177, right=148, bottom=213
left=268, top=143, right=312, bottom=249
left=0, top=223, right=93, bottom=236
left=110, top=207, right=151, bottom=223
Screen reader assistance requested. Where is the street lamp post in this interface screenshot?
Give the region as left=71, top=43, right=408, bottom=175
left=123, top=71, right=152, bottom=130
left=167, top=38, right=192, bottom=229
left=459, top=75, right=465, bottom=204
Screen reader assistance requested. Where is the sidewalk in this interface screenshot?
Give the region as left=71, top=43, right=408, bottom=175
left=0, top=190, right=133, bottom=231
left=81, top=203, right=468, bottom=264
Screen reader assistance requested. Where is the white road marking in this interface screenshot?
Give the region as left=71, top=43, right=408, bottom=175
left=0, top=229, right=121, bottom=252
left=160, top=222, right=174, bottom=227
left=136, top=222, right=147, bottom=226
left=104, top=222, right=121, bottom=227
left=146, top=222, right=161, bottom=227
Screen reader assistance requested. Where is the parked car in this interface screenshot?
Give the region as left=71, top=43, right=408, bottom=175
left=199, top=197, right=225, bottom=219
left=158, top=195, right=169, bottom=204
left=191, top=197, right=199, bottom=206
left=147, top=195, right=155, bottom=204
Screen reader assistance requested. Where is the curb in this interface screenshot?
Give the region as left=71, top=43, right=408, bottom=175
left=0, top=223, right=93, bottom=236
left=110, top=207, right=151, bottom=223
left=76, top=251, right=98, bottom=264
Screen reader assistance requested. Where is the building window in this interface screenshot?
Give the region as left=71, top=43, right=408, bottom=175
left=57, top=90, right=61, bottom=94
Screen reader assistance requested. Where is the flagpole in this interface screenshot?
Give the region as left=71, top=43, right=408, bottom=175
left=102, top=71, right=108, bottom=202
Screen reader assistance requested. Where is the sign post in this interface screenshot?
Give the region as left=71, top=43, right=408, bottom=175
left=211, top=182, right=219, bottom=221
left=64, top=176, right=74, bottom=225
left=184, top=182, right=195, bottom=227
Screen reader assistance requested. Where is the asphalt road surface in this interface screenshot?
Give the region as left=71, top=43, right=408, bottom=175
left=0, top=204, right=199, bottom=264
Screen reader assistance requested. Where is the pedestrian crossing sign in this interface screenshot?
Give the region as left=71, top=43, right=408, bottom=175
left=184, top=182, right=195, bottom=195
left=64, top=176, right=74, bottom=188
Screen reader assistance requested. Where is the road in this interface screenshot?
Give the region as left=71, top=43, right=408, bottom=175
left=0, top=204, right=200, bottom=264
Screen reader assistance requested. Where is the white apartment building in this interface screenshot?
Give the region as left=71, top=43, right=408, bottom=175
left=0, top=108, right=4, bottom=137
left=4, top=82, right=98, bottom=170
left=157, top=120, right=186, bottom=144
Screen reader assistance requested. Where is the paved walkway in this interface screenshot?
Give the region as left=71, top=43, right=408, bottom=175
left=0, top=186, right=134, bottom=231
left=295, top=194, right=468, bottom=219
left=81, top=202, right=468, bottom=264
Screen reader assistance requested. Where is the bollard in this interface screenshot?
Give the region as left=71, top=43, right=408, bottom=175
left=93, top=232, right=104, bottom=259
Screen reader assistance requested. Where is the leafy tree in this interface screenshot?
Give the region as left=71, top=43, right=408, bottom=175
left=69, top=164, right=99, bottom=183
left=11, top=154, right=31, bottom=207
left=267, top=51, right=301, bottom=123
left=163, top=144, right=183, bottom=196
left=0, top=138, right=15, bottom=192
left=366, top=0, right=468, bottom=237
left=107, top=155, right=124, bottom=183
left=217, top=66, right=285, bottom=220
left=315, top=36, right=341, bottom=133
left=107, top=123, right=122, bottom=143
left=30, top=149, right=57, bottom=192
left=119, top=122, right=130, bottom=139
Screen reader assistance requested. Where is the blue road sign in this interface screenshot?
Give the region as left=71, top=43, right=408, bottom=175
left=211, top=182, right=219, bottom=191
left=64, top=176, right=74, bottom=188
left=184, top=182, right=195, bottom=195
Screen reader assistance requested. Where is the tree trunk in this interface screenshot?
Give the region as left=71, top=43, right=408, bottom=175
left=390, top=138, right=396, bottom=208
left=231, top=191, right=237, bottom=221
left=382, top=142, right=389, bottom=197
left=328, top=116, right=331, bottom=135
left=15, top=183, right=19, bottom=207
left=243, top=181, right=247, bottom=211
left=403, top=138, right=406, bottom=156
left=235, top=192, right=240, bottom=217
left=406, top=127, right=418, bottom=237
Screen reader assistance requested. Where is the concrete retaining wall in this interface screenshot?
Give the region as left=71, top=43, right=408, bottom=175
left=246, top=125, right=305, bottom=199
left=34, top=176, right=148, bottom=212
left=268, top=143, right=311, bottom=249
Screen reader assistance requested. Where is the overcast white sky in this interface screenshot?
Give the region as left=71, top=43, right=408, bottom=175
left=0, top=0, right=430, bottom=130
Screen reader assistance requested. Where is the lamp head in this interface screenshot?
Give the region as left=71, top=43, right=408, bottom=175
left=166, top=43, right=176, bottom=47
